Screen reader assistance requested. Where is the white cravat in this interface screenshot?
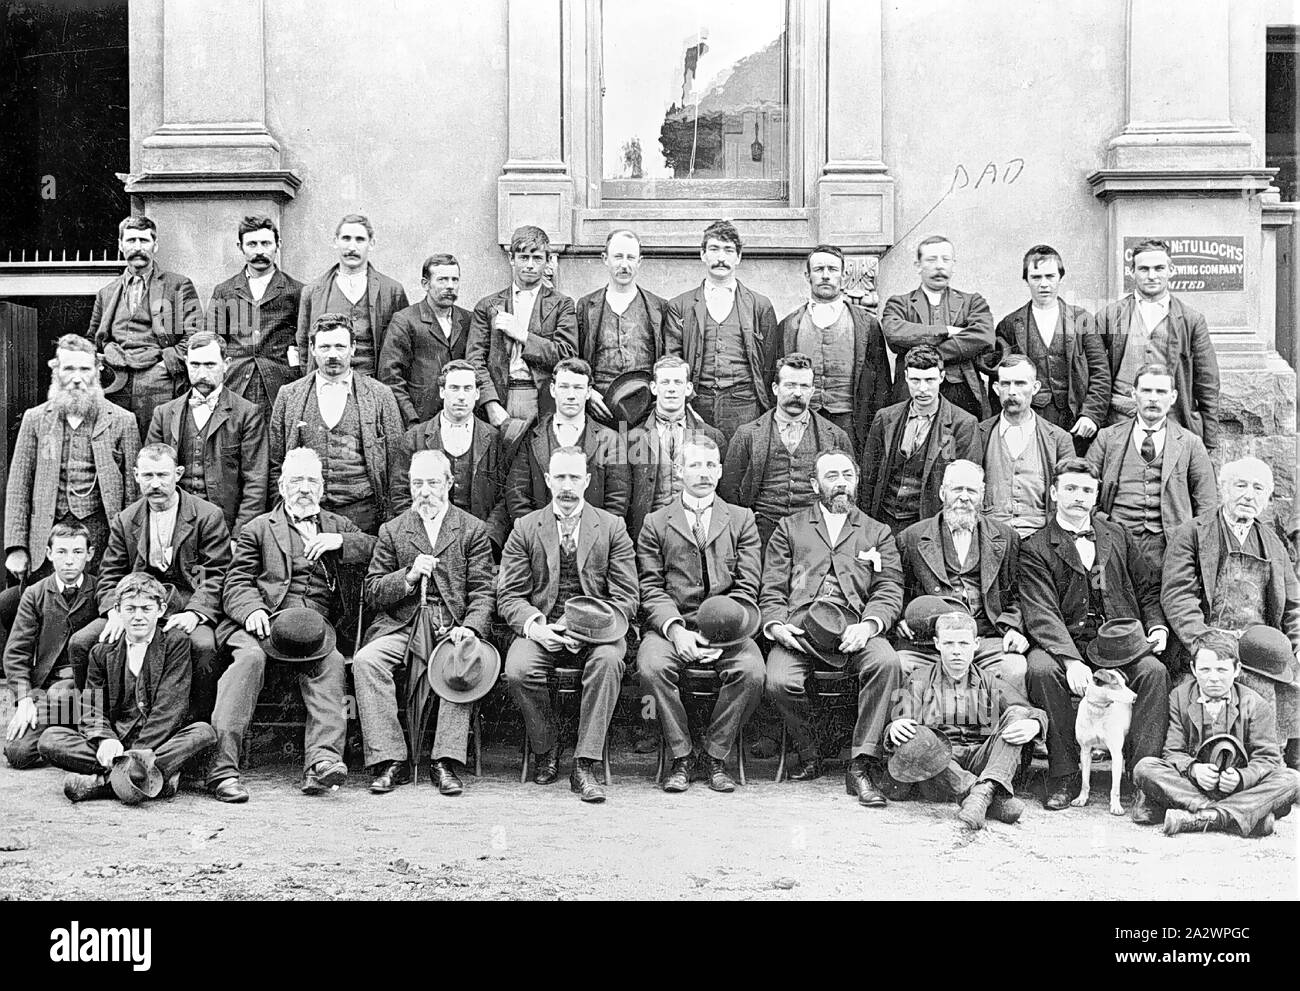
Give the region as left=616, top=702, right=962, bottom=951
left=126, top=637, right=151, bottom=677
left=809, top=298, right=846, bottom=328
left=949, top=524, right=973, bottom=566
left=1031, top=302, right=1059, bottom=347
left=149, top=501, right=179, bottom=569
left=1135, top=294, right=1170, bottom=333
left=1223, top=511, right=1253, bottom=547
left=552, top=416, right=585, bottom=449
left=288, top=507, right=319, bottom=541
left=999, top=414, right=1035, bottom=460
left=190, top=386, right=222, bottom=430
left=440, top=415, right=473, bottom=458
left=819, top=504, right=848, bottom=546
left=606, top=286, right=636, bottom=316
left=246, top=268, right=274, bottom=302
left=315, top=372, right=353, bottom=430
left=1057, top=515, right=1096, bottom=571
left=65, top=414, right=85, bottom=432
left=922, top=287, right=944, bottom=308
left=336, top=268, right=367, bottom=304
left=419, top=505, right=447, bottom=554
left=704, top=281, right=736, bottom=323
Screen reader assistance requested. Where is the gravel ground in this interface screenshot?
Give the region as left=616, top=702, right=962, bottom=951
left=1, top=750, right=1296, bottom=901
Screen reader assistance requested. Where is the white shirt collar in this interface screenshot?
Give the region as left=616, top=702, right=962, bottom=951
left=704, top=279, right=736, bottom=294
left=998, top=413, right=1035, bottom=435
left=818, top=503, right=849, bottom=527
left=54, top=574, right=85, bottom=594
left=774, top=406, right=809, bottom=427
left=555, top=500, right=585, bottom=520
left=315, top=370, right=353, bottom=390
left=245, top=265, right=275, bottom=283
left=514, top=282, right=540, bottom=298
left=1055, top=514, right=1093, bottom=536
left=1134, top=292, right=1170, bottom=313
left=922, top=286, right=944, bottom=306
left=553, top=414, right=585, bottom=436
left=682, top=492, right=714, bottom=513
left=191, top=385, right=223, bottom=406
left=808, top=297, right=847, bottom=326
left=440, top=414, right=473, bottom=431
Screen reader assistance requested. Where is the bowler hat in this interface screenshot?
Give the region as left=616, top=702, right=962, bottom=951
left=109, top=749, right=164, bottom=805
left=1195, top=733, right=1248, bottom=771
left=560, top=596, right=629, bottom=645
left=1085, top=619, right=1153, bottom=669
left=903, top=595, right=970, bottom=641
left=428, top=635, right=502, bottom=704
left=887, top=726, right=954, bottom=784
left=603, top=369, right=654, bottom=425
left=795, top=599, right=860, bottom=669
left=100, top=364, right=128, bottom=396
left=261, top=607, right=337, bottom=664
left=695, top=594, right=761, bottom=648
left=1238, top=625, right=1298, bottom=684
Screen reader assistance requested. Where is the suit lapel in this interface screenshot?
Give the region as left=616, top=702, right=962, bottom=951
left=538, top=511, right=560, bottom=585
left=531, top=285, right=553, bottom=337
left=922, top=399, right=951, bottom=477
left=403, top=510, right=434, bottom=555
left=977, top=520, right=1001, bottom=594
left=1197, top=515, right=1220, bottom=607
left=172, top=492, right=197, bottom=553
left=531, top=418, right=552, bottom=477
left=1095, top=519, right=1118, bottom=578
left=127, top=501, right=149, bottom=567
left=783, top=304, right=805, bottom=355
left=269, top=506, right=294, bottom=570
left=692, top=289, right=708, bottom=349
left=584, top=290, right=606, bottom=364
left=576, top=503, right=599, bottom=569
left=667, top=498, right=696, bottom=545
left=1112, top=296, right=1136, bottom=368
left=167, top=397, right=186, bottom=447
left=811, top=505, right=833, bottom=549
left=706, top=499, right=730, bottom=547
left=433, top=508, right=460, bottom=557
left=204, top=389, right=233, bottom=439
left=1050, top=521, right=1087, bottom=576
left=916, top=519, right=948, bottom=582
left=1160, top=422, right=1183, bottom=493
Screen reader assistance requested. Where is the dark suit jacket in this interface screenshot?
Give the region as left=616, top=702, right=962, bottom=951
left=774, top=301, right=893, bottom=443
left=720, top=410, right=851, bottom=509
left=146, top=387, right=268, bottom=537
left=392, top=417, right=510, bottom=550
left=362, top=506, right=496, bottom=642
left=504, top=414, right=630, bottom=520
left=984, top=301, right=1110, bottom=426
left=81, top=628, right=192, bottom=748
left=1019, top=515, right=1165, bottom=669
left=205, top=267, right=304, bottom=409
left=859, top=397, right=980, bottom=519
left=665, top=281, right=777, bottom=409
left=1162, top=681, right=1282, bottom=791
left=636, top=496, right=762, bottom=634
left=1162, top=512, right=1300, bottom=655
left=96, top=491, right=231, bottom=622
left=3, top=400, right=141, bottom=569
left=89, top=267, right=203, bottom=384
left=977, top=412, right=1076, bottom=522
left=2, top=575, right=98, bottom=698
left=377, top=298, right=472, bottom=426
left=295, top=263, right=410, bottom=373
left=896, top=514, right=1023, bottom=635
left=881, top=287, right=995, bottom=418
left=1086, top=418, right=1217, bottom=534
left=625, top=407, right=724, bottom=541
left=576, top=285, right=670, bottom=379
left=269, top=373, right=405, bottom=521
left=1095, top=294, right=1220, bottom=450
left=760, top=504, right=904, bottom=632
left=465, top=283, right=578, bottom=418
left=219, top=506, right=376, bottom=644
left=496, top=502, right=639, bottom=634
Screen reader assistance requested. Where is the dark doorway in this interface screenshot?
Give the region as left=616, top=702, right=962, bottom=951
left=1267, top=27, right=1298, bottom=379
left=0, top=0, right=130, bottom=258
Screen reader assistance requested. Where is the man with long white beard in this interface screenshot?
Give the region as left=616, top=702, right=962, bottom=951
left=2, top=336, right=140, bottom=656
left=761, top=449, right=904, bottom=804
left=353, top=449, right=496, bottom=796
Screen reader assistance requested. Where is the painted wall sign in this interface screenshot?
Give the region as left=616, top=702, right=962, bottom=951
left=1123, top=236, right=1245, bottom=292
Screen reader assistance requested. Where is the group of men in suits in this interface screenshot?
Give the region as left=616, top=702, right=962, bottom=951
left=1, top=214, right=1296, bottom=834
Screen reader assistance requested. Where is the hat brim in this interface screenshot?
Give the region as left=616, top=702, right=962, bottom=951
left=1194, top=734, right=1249, bottom=768
left=427, top=637, right=502, bottom=704
left=262, top=622, right=337, bottom=664
left=887, top=732, right=954, bottom=784
left=564, top=612, right=630, bottom=645
left=1085, top=639, right=1152, bottom=669
left=794, top=633, right=853, bottom=669
left=700, top=597, right=762, bottom=648
left=1240, top=661, right=1299, bottom=685
left=101, top=368, right=128, bottom=396
left=109, top=751, right=164, bottom=803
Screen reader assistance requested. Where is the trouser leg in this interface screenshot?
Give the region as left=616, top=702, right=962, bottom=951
left=1025, top=647, right=1078, bottom=778
left=703, top=639, right=765, bottom=761
left=1121, top=655, right=1170, bottom=767
left=206, top=630, right=267, bottom=784
left=958, top=705, right=1035, bottom=794
left=152, top=722, right=217, bottom=779
left=637, top=632, right=692, bottom=760
left=848, top=637, right=902, bottom=760
left=1213, top=767, right=1300, bottom=837
left=351, top=632, right=411, bottom=767
left=36, top=726, right=102, bottom=775
left=430, top=700, right=472, bottom=765
left=188, top=625, right=220, bottom=722
left=2, top=679, right=79, bottom=769
left=299, top=648, right=347, bottom=770
left=69, top=617, right=107, bottom=692
left=575, top=640, right=626, bottom=761
left=1133, top=756, right=1213, bottom=815
left=505, top=638, right=558, bottom=755
left=764, top=645, right=816, bottom=761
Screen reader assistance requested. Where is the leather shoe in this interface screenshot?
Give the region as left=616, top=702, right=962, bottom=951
left=1251, top=813, right=1275, bottom=838
left=1163, top=807, right=1226, bottom=836
left=706, top=756, right=736, bottom=793
left=787, top=757, right=823, bottom=782
left=533, top=748, right=560, bottom=785
left=958, top=780, right=998, bottom=830
left=432, top=759, right=463, bottom=796
left=159, top=772, right=181, bottom=800
left=1130, top=791, right=1161, bottom=825
left=662, top=756, right=691, bottom=793
left=210, top=778, right=249, bottom=804
left=370, top=760, right=411, bottom=794
left=1043, top=773, right=1079, bottom=811
left=844, top=757, right=887, bottom=807
left=63, top=773, right=113, bottom=803
left=302, top=758, right=348, bottom=795
left=570, top=759, right=606, bottom=803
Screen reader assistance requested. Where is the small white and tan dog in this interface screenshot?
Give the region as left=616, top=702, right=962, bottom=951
left=1072, top=668, right=1138, bottom=815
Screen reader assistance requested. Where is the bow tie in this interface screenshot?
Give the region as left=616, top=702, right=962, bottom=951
left=290, top=513, right=320, bottom=527
left=1069, top=528, right=1096, bottom=541
left=190, top=393, right=216, bottom=408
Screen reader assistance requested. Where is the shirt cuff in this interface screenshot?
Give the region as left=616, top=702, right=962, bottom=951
left=763, top=621, right=783, bottom=640
left=863, top=617, right=883, bottom=639
left=662, top=617, right=685, bottom=639
left=523, top=613, right=545, bottom=639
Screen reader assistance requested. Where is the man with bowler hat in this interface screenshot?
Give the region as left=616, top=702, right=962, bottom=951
left=761, top=449, right=903, bottom=804
left=353, top=449, right=497, bottom=796
left=498, top=445, right=639, bottom=803
left=207, top=447, right=376, bottom=802
left=637, top=432, right=765, bottom=793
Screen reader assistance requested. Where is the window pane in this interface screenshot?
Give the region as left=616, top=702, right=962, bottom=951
left=602, top=0, right=787, bottom=195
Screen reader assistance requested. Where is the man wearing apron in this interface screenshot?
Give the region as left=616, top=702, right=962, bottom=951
left=1163, top=457, right=1300, bottom=770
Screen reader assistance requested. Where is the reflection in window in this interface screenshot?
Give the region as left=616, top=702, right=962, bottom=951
left=602, top=0, right=787, bottom=194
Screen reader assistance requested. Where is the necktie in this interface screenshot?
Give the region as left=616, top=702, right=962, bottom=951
left=557, top=513, right=578, bottom=554
left=902, top=414, right=928, bottom=457
left=689, top=503, right=710, bottom=550
left=128, top=275, right=144, bottom=310
left=61, top=585, right=78, bottom=604
left=658, top=417, right=682, bottom=464
left=1140, top=429, right=1157, bottom=464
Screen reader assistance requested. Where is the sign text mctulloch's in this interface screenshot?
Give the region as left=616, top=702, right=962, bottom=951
left=1123, top=236, right=1245, bottom=292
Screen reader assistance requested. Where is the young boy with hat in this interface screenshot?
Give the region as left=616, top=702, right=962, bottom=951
left=1133, top=631, right=1299, bottom=836
left=883, top=611, right=1047, bottom=830
left=37, top=572, right=216, bottom=802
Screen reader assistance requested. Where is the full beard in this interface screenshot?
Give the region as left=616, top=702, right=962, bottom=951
left=819, top=490, right=855, bottom=513
left=947, top=506, right=978, bottom=530
left=48, top=379, right=102, bottom=419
